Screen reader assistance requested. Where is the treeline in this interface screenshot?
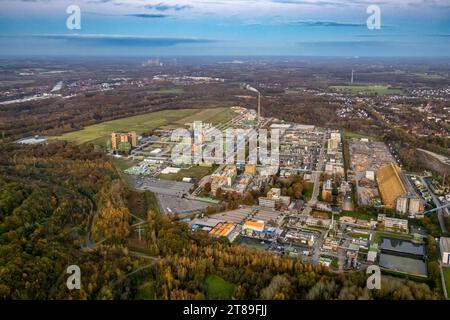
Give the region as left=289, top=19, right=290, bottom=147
left=0, top=141, right=135, bottom=299
left=262, top=93, right=341, bottom=127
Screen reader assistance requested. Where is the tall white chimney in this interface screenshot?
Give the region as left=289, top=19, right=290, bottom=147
left=258, top=92, right=261, bottom=122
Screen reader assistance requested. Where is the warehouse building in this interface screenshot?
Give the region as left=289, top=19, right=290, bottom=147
left=440, top=237, right=450, bottom=265
left=242, top=220, right=265, bottom=233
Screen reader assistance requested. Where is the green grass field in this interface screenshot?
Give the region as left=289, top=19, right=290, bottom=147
left=443, top=267, right=450, bottom=298
left=343, top=130, right=377, bottom=141
left=239, top=238, right=267, bottom=251
left=53, top=107, right=233, bottom=146
left=205, top=275, right=235, bottom=300
left=330, top=85, right=403, bottom=95
left=110, top=157, right=136, bottom=187
left=158, top=165, right=217, bottom=182
left=411, top=73, right=446, bottom=80
left=111, top=157, right=135, bottom=171
left=373, top=231, right=414, bottom=244
left=170, top=107, right=234, bottom=127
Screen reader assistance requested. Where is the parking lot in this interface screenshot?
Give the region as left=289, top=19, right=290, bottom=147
left=157, top=194, right=209, bottom=214
left=127, top=175, right=194, bottom=196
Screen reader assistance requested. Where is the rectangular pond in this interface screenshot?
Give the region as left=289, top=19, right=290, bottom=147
left=379, top=253, right=427, bottom=277
left=380, top=237, right=425, bottom=257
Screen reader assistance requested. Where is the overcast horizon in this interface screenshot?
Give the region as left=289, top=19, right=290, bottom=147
left=0, top=0, right=449, bottom=57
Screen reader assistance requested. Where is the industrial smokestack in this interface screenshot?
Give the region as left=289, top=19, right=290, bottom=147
left=258, top=92, right=261, bottom=122
left=242, top=83, right=261, bottom=122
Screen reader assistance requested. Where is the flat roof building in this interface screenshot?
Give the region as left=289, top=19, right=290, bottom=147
left=378, top=214, right=409, bottom=233
left=211, top=165, right=237, bottom=194
left=209, top=222, right=236, bottom=239
left=396, top=195, right=425, bottom=218
left=267, top=188, right=281, bottom=199
left=258, top=197, right=276, bottom=208
left=190, top=218, right=224, bottom=229
left=367, top=244, right=378, bottom=262
left=440, top=237, right=450, bottom=265
left=243, top=220, right=264, bottom=233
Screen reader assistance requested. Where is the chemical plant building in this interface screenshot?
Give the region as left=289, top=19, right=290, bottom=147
left=325, top=131, right=344, bottom=175
left=189, top=206, right=282, bottom=242
left=191, top=218, right=226, bottom=231
left=111, top=131, right=137, bottom=151
left=242, top=220, right=265, bottom=233
left=327, top=131, right=341, bottom=150
left=322, top=180, right=333, bottom=203
left=396, top=195, right=425, bottom=218
left=284, top=229, right=315, bottom=247
left=258, top=188, right=291, bottom=209
left=278, top=124, right=324, bottom=173
left=378, top=214, right=409, bottom=233
left=209, top=222, right=236, bottom=240
left=367, top=244, right=378, bottom=263
left=210, top=165, right=237, bottom=194
left=242, top=219, right=277, bottom=240
left=440, top=237, right=450, bottom=265
left=190, top=218, right=239, bottom=242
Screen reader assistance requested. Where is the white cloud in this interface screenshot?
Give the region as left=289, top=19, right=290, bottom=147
left=2, top=0, right=448, bottom=19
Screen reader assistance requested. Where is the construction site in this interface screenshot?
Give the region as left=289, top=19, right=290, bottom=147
left=349, top=139, right=398, bottom=206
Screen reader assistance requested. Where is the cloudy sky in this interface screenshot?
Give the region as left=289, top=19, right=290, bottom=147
left=0, top=0, right=449, bottom=57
